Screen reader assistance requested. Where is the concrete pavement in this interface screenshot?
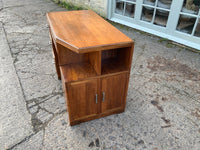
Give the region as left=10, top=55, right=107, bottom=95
left=0, top=0, right=199, bottom=149
left=0, top=22, right=32, bottom=149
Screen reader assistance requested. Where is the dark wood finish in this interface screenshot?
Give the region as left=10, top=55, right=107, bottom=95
left=47, top=10, right=134, bottom=125
left=101, top=58, right=128, bottom=75
left=101, top=47, right=133, bottom=74
left=47, top=10, right=133, bottom=53
left=101, top=49, right=118, bottom=60
left=51, top=35, right=61, bottom=80
left=101, top=73, right=127, bottom=112
left=118, top=46, right=133, bottom=70
left=88, top=51, right=101, bottom=75
left=70, top=107, right=124, bottom=126
left=60, top=74, right=69, bottom=116
left=60, top=63, right=97, bottom=83
left=123, top=44, right=134, bottom=109
left=67, top=79, right=99, bottom=124
left=56, top=43, right=88, bottom=66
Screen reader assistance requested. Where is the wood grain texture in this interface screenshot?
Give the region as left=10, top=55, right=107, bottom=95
left=88, top=51, right=101, bottom=75
left=56, top=43, right=88, bottom=66
left=60, top=72, right=129, bottom=125
left=67, top=79, right=100, bottom=124
left=101, top=58, right=128, bottom=74
left=101, top=49, right=118, bottom=60
left=60, top=63, right=97, bottom=83
left=50, top=34, right=61, bottom=79
left=47, top=11, right=135, bottom=126
left=123, top=44, right=134, bottom=109
left=70, top=107, right=124, bottom=126
left=101, top=73, right=127, bottom=113
left=101, top=46, right=133, bottom=74
left=118, top=46, right=133, bottom=70
left=47, top=10, right=133, bottom=53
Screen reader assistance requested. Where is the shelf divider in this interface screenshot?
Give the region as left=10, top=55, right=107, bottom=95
left=89, top=51, right=101, bottom=75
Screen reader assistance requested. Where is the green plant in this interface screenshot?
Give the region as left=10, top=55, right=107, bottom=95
left=53, top=0, right=60, bottom=4
left=166, top=43, right=173, bottom=48
left=55, top=0, right=84, bottom=10
left=158, top=38, right=168, bottom=43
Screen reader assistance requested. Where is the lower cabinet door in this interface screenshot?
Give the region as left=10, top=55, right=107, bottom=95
left=101, top=73, right=127, bottom=113
left=67, top=79, right=99, bottom=123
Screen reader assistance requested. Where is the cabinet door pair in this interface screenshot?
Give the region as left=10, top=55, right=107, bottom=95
left=67, top=73, right=127, bottom=123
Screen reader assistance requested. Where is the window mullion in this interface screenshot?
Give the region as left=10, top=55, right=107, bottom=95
left=191, top=10, right=200, bottom=35
left=151, top=0, right=158, bottom=24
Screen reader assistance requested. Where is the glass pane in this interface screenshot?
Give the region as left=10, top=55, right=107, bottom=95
left=126, top=0, right=136, bottom=2
left=115, top=0, right=124, bottom=15
left=194, top=19, right=200, bottom=37
left=176, top=15, right=196, bottom=34
left=154, top=9, right=169, bottom=27
left=181, top=0, right=199, bottom=15
left=143, top=0, right=156, bottom=6
left=157, top=0, right=172, bottom=9
left=141, top=6, right=154, bottom=22
left=125, top=3, right=135, bottom=18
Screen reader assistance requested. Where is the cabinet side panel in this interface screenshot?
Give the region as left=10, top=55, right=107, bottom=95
left=118, top=44, right=134, bottom=70
left=129, top=43, right=134, bottom=69
left=60, top=74, right=70, bottom=122
left=50, top=34, right=61, bottom=80
left=123, top=44, right=134, bottom=109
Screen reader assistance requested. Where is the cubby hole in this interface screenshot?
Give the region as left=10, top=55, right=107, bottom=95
left=58, top=44, right=101, bottom=82
left=58, top=44, right=132, bottom=82
left=101, top=47, right=131, bottom=75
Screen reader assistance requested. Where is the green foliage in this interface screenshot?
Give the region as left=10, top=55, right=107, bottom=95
left=166, top=43, right=173, bottom=48
left=54, top=0, right=84, bottom=10
left=119, top=24, right=124, bottom=29
left=139, top=31, right=146, bottom=35
left=53, top=0, right=60, bottom=4
left=74, top=6, right=78, bottom=10
left=158, top=38, right=168, bottom=43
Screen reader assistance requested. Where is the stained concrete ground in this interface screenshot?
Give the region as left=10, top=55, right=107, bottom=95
left=0, top=0, right=199, bottom=149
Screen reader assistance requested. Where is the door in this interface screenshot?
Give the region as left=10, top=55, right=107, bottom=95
left=101, top=73, right=127, bottom=113
left=67, top=79, right=100, bottom=122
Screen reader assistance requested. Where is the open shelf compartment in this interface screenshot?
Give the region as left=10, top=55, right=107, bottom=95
left=58, top=44, right=101, bottom=83
left=59, top=43, right=133, bottom=82
left=60, top=62, right=97, bottom=83
left=101, top=47, right=132, bottom=75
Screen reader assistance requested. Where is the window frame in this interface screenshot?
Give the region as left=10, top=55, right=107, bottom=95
left=107, top=0, right=200, bottom=50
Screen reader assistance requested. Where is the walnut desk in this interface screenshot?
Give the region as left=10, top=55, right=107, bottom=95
left=47, top=10, right=134, bottom=126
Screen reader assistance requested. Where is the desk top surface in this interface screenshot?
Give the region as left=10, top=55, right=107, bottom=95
left=47, top=10, right=133, bottom=53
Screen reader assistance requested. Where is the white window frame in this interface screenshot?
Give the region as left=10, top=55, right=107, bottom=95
left=107, top=0, right=200, bottom=51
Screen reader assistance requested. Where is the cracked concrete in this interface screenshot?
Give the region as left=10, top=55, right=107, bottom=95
left=0, top=0, right=199, bottom=149
left=0, top=22, right=32, bottom=149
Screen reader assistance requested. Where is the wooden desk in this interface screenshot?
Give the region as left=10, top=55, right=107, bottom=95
left=47, top=10, right=134, bottom=126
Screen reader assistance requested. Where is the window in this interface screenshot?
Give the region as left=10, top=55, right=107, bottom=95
left=108, top=0, right=200, bottom=50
